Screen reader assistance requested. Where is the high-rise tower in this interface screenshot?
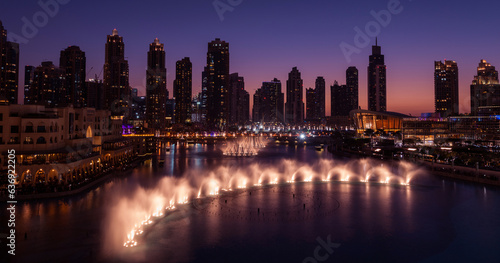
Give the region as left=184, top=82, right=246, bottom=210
left=103, top=29, right=130, bottom=116
left=368, top=40, right=386, bottom=112
left=174, top=57, right=192, bottom=125
left=205, top=38, right=230, bottom=129
left=60, top=46, right=86, bottom=108
left=285, top=67, right=304, bottom=124
left=146, top=38, right=167, bottom=130
left=0, top=20, right=19, bottom=105
left=435, top=60, right=459, bottom=117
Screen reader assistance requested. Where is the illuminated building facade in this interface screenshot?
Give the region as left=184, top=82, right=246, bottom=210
left=253, top=78, right=284, bottom=123
left=0, top=104, right=131, bottom=186
left=206, top=38, right=229, bottom=129
left=103, top=29, right=130, bottom=117
left=174, top=57, right=192, bottom=125
left=368, top=42, right=386, bottom=112
left=60, top=46, right=86, bottom=108
left=435, top=60, right=459, bottom=117
left=346, top=66, right=359, bottom=111
left=24, top=66, right=35, bottom=105
left=0, top=20, right=19, bottom=105
left=402, top=115, right=449, bottom=145
left=351, top=109, right=409, bottom=135
left=470, top=59, right=500, bottom=115
left=27, top=61, right=67, bottom=107
left=146, top=38, right=167, bottom=130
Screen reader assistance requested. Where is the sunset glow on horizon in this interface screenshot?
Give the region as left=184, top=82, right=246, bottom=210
left=1, top=0, right=498, bottom=116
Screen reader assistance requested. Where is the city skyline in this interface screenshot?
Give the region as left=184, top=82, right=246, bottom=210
left=2, top=2, right=500, bottom=262
left=1, top=0, right=498, bottom=116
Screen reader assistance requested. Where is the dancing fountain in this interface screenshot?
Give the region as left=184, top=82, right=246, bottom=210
left=104, top=158, right=424, bottom=252
left=222, top=136, right=268, bottom=157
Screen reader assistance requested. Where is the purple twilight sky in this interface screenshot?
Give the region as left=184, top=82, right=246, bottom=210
left=1, top=0, right=499, bottom=116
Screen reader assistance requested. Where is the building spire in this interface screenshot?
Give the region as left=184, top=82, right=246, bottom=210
left=376, top=37, right=378, bottom=46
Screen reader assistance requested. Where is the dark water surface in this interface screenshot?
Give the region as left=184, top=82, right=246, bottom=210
left=3, top=144, right=500, bottom=263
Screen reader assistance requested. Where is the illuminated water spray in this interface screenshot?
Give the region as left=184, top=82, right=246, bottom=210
left=103, top=158, right=423, bottom=252
left=222, top=137, right=268, bottom=157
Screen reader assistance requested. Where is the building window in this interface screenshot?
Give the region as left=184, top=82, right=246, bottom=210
left=37, top=137, right=47, bottom=144
left=0, top=113, right=3, bottom=121
left=37, top=126, right=46, bottom=133
left=0, top=126, right=2, bottom=133
left=11, top=126, right=19, bottom=133
left=25, top=123, right=34, bottom=133
left=24, top=137, right=34, bottom=144
left=8, top=137, right=19, bottom=144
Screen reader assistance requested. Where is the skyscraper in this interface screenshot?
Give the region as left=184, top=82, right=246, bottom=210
left=191, top=92, right=203, bottom=123
left=86, top=77, right=103, bottom=110
left=0, top=20, right=19, bottom=105
left=24, top=65, right=35, bottom=105
left=253, top=78, right=284, bottom=123
left=346, top=66, right=359, bottom=111
left=60, top=46, right=86, bottom=108
left=470, top=59, right=500, bottom=115
left=206, top=38, right=229, bottom=129
left=174, top=57, right=192, bottom=125
left=331, top=81, right=352, bottom=116
left=306, top=88, right=316, bottom=121
left=146, top=38, right=167, bottom=130
left=315, top=77, right=326, bottom=119
left=435, top=60, right=459, bottom=117
left=28, top=61, right=66, bottom=107
left=368, top=40, right=386, bottom=112
left=285, top=67, right=304, bottom=124
left=228, top=73, right=249, bottom=125
left=201, top=68, right=208, bottom=123
left=103, top=29, right=130, bottom=116
left=306, top=77, right=326, bottom=122
left=0, top=21, right=4, bottom=79
left=131, top=88, right=146, bottom=123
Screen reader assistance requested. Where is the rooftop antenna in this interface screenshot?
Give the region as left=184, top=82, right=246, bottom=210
left=376, top=37, right=378, bottom=46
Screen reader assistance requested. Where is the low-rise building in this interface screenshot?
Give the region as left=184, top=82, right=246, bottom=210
left=351, top=109, right=410, bottom=136
left=402, top=114, right=449, bottom=145
left=0, top=105, right=134, bottom=186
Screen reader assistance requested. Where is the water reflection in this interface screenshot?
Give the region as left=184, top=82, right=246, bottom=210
left=8, top=144, right=500, bottom=263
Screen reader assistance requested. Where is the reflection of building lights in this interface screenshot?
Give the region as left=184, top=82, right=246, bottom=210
left=408, top=148, right=417, bottom=151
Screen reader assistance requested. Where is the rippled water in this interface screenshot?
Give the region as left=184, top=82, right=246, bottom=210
left=3, top=144, right=500, bottom=263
